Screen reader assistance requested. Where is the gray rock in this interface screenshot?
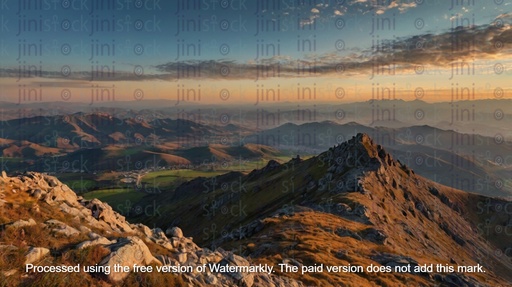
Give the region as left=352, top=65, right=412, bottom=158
left=8, top=218, right=36, bottom=228
left=205, top=273, right=218, bottom=285
left=32, top=189, right=42, bottom=199
left=177, top=252, right=188, bottom=264
left=45, top=219, right=80, bottom=237
left=166, top=226, right=184, bottom=238
left=47, top=177, right=59, bottom=187
left=2, top=269, right=17, bottom=277
left=217, top=253, right=254, bottom=287
left=76, top=237, right=114, bottom=250
left=59, top=203, right=84, bottom=218
left=83, top=199, right=134, bottom=233
left=335, top=203, right=352, bottom=214
left=361, top=228, right=387, bottom=244
left=335, top=228, right=362, bottom=241
left=100, top=236, right=160, bottom=282
left=25, top=247, right=50, bottom=264
left=371, top=252, right=418, bottom=272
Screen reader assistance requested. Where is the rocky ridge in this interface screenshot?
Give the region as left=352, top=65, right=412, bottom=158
left=208, top=134, right=512, bottom=286
left=0, top=171, right=303, bottom=286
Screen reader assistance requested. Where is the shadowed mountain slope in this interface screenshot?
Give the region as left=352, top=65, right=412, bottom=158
left=129, top=133, right=511, bottom=286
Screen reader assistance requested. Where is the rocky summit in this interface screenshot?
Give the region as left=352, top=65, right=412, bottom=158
left=171, top=133, right=511, bottom=286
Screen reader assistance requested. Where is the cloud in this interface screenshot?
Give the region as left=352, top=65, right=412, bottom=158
left=258, top=0, right=420, bottom=28
left=3, top=14, right=511, bottom=83
left=259, top=0, right=418, bottom=29
left=0, top=67, right=169, bottom=82
left=388, top=1, right=399, bottom=9
left=450, top=14, right=462, bottom=21
left=348, top=0, right=416, bottom=15
left=397, top=2, right=416, bottom=13
left=495, top=12, right=512, bottom=25
left=149, top=13, right=512, bottom=80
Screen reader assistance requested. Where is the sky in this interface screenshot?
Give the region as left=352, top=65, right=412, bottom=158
left=0, top=0, right=511, bottom=104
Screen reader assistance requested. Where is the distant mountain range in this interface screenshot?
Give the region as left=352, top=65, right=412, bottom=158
left=2, top=99, right=510, bottom=137
left=245, top=121, right=512, bottom=197
left=1, top=113, right=510, bottom=197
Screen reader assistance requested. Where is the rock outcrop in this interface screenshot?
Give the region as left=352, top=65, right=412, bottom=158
left=0, top=172, right=303, bottom=287
left=99, top=236, right=161, bottom=282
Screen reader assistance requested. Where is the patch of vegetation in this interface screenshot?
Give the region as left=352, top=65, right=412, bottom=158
left=0, top=245, right=27, bottom=271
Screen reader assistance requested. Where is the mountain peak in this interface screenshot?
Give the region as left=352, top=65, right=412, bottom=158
left=352, top=132, right=373, bottom=145
left=326, top=133, right=394, bottom=171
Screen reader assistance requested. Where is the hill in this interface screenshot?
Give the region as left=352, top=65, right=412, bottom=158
left=123, top=134, right=512, bottom=286
left=1, top=134, right=511, bottom=286
left=246, top=122, right=512, bottom=197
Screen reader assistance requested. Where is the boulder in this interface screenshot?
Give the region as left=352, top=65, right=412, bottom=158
left=361, top=228, right=387, bottom=244
left=83, top=199, right=134, bottom=233
left=44, top=219, right=80, bottom=237
left=217, top=253, right=254, bottom=287
left=335, top=228, right=362, bottom=241
left=176, top=252, right=188, bottom=264
left=100, top=236, right=160, bottom=282
left=33, top=189, right=42, bottom=199
left=41, top=184, right=78, bottom=206
left=76, top=237, right=114, bottom=250
left=8, top=218, right=36, bottom=228
left=166, top=226, right=184, bottom=238
left=46, top=176, right=59, bottom=187
left=59, top=203, right=86, bottom=218
left=205, top=273, right=218, bottom=285
left=371, top=252, right=418, bottom=272
left=25, top=247, right=50, bottom=264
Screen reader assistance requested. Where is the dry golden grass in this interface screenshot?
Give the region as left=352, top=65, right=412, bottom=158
left=22, top=142, right=61, bottom=156
left=0, top=198, right=89, bottom=251
left=0, top=240, right=109, bottom=287
left=142, top=150, right=191, bottom=165
left=21, top=270, right=101, bottom=287
left=0, top=274, right=19, bottom=287
left=56, top=136, right=78, bottom=150
left=0, top=138, right=15, bottom=145
left=223, top=210, right=432, bottom=287
left=108, top=132, right=127, bottom=142
left=0, top=245, right=27, bottom=271
left=62, top=245, right=111, bottom=267
left=206, top=146, right=232, bottom=161
left=1, top=145, right=21, bottom=157
left=120, top=264, right=187, bottom=287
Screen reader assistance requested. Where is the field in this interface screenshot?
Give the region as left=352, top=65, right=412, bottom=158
left=57, top=155, right=312, bottom=216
